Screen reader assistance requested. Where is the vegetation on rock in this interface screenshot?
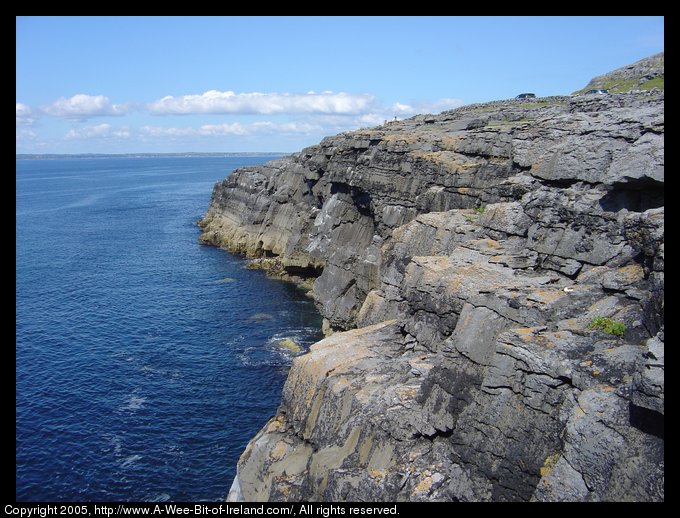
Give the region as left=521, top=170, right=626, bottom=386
left=588, top=316, right=626, bottom=337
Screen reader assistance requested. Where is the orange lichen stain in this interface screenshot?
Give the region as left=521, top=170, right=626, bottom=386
left=615, top=264, right=644, bottom=282
left=397, top=386, right=419, bottom=401
left=592, top=370, right=601, bottom=376
left=529, top=290, right=564, bottom=304
left=265, top=415, right=286, bottom=433
left=480, top=239, right=501, bottom=249
left=459, top=161, right=482, bottom=170
left=541, top=338, right=555, bottom=348
left=539, top=452, right=562, bottom=477
left=516, top=327, right=536, bottom=336
left=604, top=347, right=617, bottom=353
left=601, top=386, right=616, bottom=392
left=369, top=469, right=387, bottom=481
left=581, top=360, right=593, bottom=367
left=512, top=327, right=553, bottom=346
left=278, top=483, right=291, bottom=498
left=271, top=441, right=289, bottom=461
left=438, top=136, right=460, bottom=150
left=411, top=474, right=433, bottom=495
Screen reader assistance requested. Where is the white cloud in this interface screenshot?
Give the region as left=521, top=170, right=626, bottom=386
left=44, top=94, right=127, bottom=119
left=65, top=124, right=130, bottom=139
left=17, top=92, right=465, bottom=152
left=16, top=103, right=36, bottom=125
left=16, top=128, right=37, bottom=140
left=249, top=121, right=321, bottom=134
left=299, top=97, right=465, bottom=133
left=148, top=90, right=377, bottom=115
left=141, top=121, right=321, bottom=138
left=421, top=98, right=465, bottom=113
left=195, top=123, right=248, bottom=136
left=356, top=113, right=387, bottom=127
left=141, top=124, right=245, bottom=137
left=391, top=102, right=415, bottom=115
left=390, top=98, right=464, bottom=116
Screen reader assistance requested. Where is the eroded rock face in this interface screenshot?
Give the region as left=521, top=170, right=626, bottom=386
left=201, top=91, right=664, bottom=501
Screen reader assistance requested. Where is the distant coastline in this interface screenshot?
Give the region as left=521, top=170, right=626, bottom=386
left=16, top=152, right=287, bottom=160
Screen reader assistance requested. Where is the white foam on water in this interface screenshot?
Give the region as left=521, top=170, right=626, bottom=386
left=120, top=454, right=143, bottom=469
left=247, top=312, right=274, bottom=321
left=121, top=394, right=146, bottom=411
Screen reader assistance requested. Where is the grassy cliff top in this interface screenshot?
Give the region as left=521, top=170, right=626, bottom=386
left=573, top=51, right=664, bottom=94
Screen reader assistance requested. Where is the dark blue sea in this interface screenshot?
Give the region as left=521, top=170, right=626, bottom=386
left=15, top=156, right=323, bottom=502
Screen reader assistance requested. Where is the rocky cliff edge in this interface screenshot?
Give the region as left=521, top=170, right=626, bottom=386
left=200, top=90, right=664, bottom=501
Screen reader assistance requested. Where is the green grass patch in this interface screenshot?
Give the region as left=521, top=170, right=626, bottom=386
left=588, top=316, right=626, bottom=337
left=641, top=76, right=664, bottom=90
left=604, top=77, right=639, bottom=93
left=578, top=75, right=664, bottom=94
left=474, top=206, right=485, bottom=214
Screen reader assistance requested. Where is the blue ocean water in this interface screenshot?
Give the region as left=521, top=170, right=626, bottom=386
left=15, top=156, right=323, bottom=502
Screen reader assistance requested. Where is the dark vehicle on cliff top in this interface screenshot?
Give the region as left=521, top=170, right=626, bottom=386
left=516, top=93, right=536, bottom=99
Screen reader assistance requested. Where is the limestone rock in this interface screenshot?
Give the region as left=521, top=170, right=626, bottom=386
left=201, top=84, right=664, bottom=501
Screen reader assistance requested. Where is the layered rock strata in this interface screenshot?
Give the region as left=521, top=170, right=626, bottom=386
left=200, top=91, right=664, bottom=501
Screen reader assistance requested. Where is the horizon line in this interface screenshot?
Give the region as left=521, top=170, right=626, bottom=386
left=16, top=151, right=290, bottom=159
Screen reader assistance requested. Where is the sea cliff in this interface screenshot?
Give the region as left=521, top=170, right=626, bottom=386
left=200, top=87, right=664, bottom=501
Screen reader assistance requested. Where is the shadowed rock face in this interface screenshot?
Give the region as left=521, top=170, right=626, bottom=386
left=201, top=90, right=664, bottom=501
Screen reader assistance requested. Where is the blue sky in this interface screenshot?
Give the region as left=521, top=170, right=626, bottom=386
left=16, top=16, right=664, bottom=154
